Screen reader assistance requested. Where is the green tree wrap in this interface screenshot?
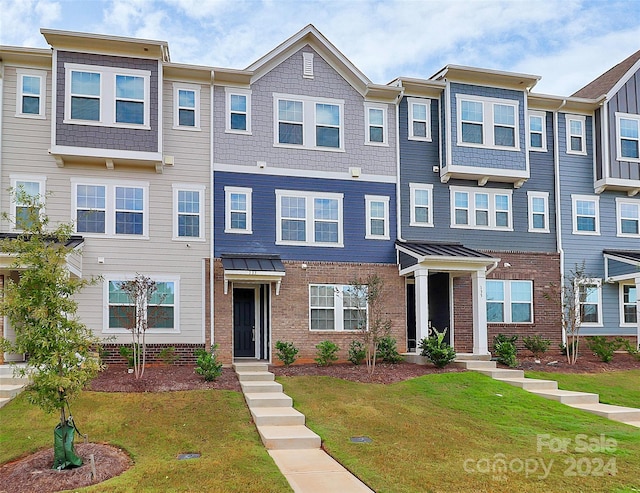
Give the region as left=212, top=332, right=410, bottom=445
left=53, top=422, right=83, bottom=470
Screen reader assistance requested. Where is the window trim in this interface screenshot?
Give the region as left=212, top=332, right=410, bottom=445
left=449, top=186, right=513, bottom=231
left=527, top=191, right=550, bottom=233
left=225, top=87, right=251, bottom=135
left=365, top=195, right=390, bottom=239
left=486, top=279, right=534, bottom=324
left=173, top=83, right=200, bottom=130
left=565, top=114, right=587, bottom=155
left=616, top=197, right=640, bottom=237
left=576, top=278, right=603, bottom=327
left=528, top=111, right=547, bottom=152
left=409, top=183, right=434, bottom=227
left=308, top=284, right=367, bottom=332
left=620, top=282, right=638, bottom=327
left=615, top=112, right=640, bottom=162
left=455, top=94, right=520, bottom=151
left=9, top=175, right=46, bottom=231
left=407, top=97, right=432, bottom=142
left=571, top=194, right=600, bottom=235
left=364, top=102, right=388, bottom=146
left=224, top=186, right=253, bottom=235
left=172, top=184, right=205, bottom=240
left=15, top=69, right=46, bottom=119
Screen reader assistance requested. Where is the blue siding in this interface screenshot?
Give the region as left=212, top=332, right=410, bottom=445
left=606, top=69, right=640, bottom=180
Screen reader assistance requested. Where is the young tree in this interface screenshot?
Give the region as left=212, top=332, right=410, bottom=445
left=0, top=190, right=101, bottom=469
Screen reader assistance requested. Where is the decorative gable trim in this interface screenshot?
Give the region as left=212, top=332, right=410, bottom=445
left=303, top=52, right=314, bottom=79
left=606, top=57, right=640, bottom=100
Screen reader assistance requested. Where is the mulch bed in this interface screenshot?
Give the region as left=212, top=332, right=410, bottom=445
left=515, top=351, right=640, bottom=373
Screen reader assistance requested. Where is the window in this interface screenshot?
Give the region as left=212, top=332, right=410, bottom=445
left=577, top=279, right=602, bottom=326
left=64, top=63, right=150, bottom=128
left=566, top=115, right=586, bottom=155
left=409, top=183, right=433, bottom=227
left=487, top=280, right=533, bottom=323
left=408, top=98, right=431, bottom=141
left=616, top=113, right=640, bottom=160
left=173, top=185, right=205, bottom=239
left=621, top=283, right=637, bottom=325
left=529, top=111, right=546, bottom=151
left=309, top=284, right=366, bottom=331
left=225, top=88, right=251, bottom=134
left=16, top=69, right=46, bottom=118
left=616, top=198, right=640, bottom=236
left=456, top=95, right=520, bottom=150
left=365, top=195, right=389, bottom=239
left=276, top=190, right=343, bottom=247
left=104, top=276, right=179, bottom=333
left=528, top=192, right=549, bottom=233
left=10, top=176, right=45, bottom=230
left=450, top=186, right=512, bottom=230
left=72, top=179, right=148, bottom=237
left=173, top=83, right=200, bottom=129
left=571, top=195, right=599, bottom=235
left=224, top=186, right=252, bottom=234
left=274, top=94, right=344, bottom=150
left=365, top=103, right=387, bottom=145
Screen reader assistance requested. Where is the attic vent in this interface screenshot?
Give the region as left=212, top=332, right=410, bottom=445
left=303, top=52, right=314, bottom=79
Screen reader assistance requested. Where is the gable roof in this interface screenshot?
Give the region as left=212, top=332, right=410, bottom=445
left=572, top=48, right=640, bottom=99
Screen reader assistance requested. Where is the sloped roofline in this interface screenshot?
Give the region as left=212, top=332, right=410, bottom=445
left=572, top=49, right=640, bottom=100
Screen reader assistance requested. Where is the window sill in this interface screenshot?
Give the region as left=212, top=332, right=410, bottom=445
left=408, top=136, right=432, bottom=142
left=172, top=236, right=206, bottom=242
left=572, top=230, right=600, bottom=236
left=273, top=143, right=345, bottom=153
left=225, top=129, right=252, bottom=135
left=63, top=118, right=151, bottom=131
left=450, top=224, right=513, bottom=232
left=529, top=147, right=548, bottom=153
left=528, top=228, right=550, bottom=233
left=364, top=141, right=389, bottom=147
left=172, top=125, right=201, bottom=132
left=456, top=141, right=521, bottom=152
left=15, top=113, right=46, bottom=120
left=409, top=222, right=434, bottom=228
left=276, top=240, right=344, bottom=248
left=365, top=234, right=390, bottom=240
left=566, top=150, right=587, bottom=156
left=224, top=229, right=253, bottom=235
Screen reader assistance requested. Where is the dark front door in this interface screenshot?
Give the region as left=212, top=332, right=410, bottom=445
left=428, top=273, right=451, bottom=345
left=234, top=288, right=255, bottom=357
left=406, top=283, right=416, bottom=351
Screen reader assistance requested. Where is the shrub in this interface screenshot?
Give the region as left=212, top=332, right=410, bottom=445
left=586, top=336, right=622, bottom=363
left=559, top=340, right=579, bottom=356
left=522, top=335, right=551, bottom=358
left=493, top=334, right=518, bottom=368
left=158, top=346, right=179, bottom=365
left=619, top=338, right=640, bottom=360
left=315, top=340, right=339, bottom=367
left=275, top=340, right=299, bottom=366
left=348, top=340, right=366, bottom=365
left=376, top=336, right=403, bottom=364
left=194, top=344, right=223, bottom=381
left=119, top=345, right=134, bottom=368
left=418, top=328, right=456, bottom=368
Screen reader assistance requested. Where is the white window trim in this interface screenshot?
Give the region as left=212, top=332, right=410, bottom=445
left=64, top=63, right=151, bottom=129
left=527, top=191, right=550, bottom=233
left=224, top=186, right=253, bottom=234
left=456, top=94, right=520, bottom=151
left=566, top=114, right=587, bottom=155
left=9, top=174, right=47, bottom=231
left=102, top=274, right=180, bottom=334
left=571, top=194, right=600, bottom=235
left=172, top=83, right=200, bottom=131
left=486, top=280, right=534, bottom=324
left=576, top=278, right=603, bottom=327
left=71, top=178, right=149, bottom=239
left=15, top=69, right=46, bottom=119
left=225, top=87, right=252, bottom=135
left=172, top=184, right=205, bottom=241
left=616, top=197, right=640, bottom=237
left=364, top=102, right=388, bottom=146
left=408, top=97, right=432, bottom=142
left=620, top=282, right=638, bottom=327
left=365, top=195, right=390, bottom=239
left=528, top=110, right=547, bottom=152
left=409, top=183, right=434, bottom=227
left=308, top=284, right=366, bottom=332
left=615, top=112, right=640, bottom=162
left=275, top=189, right=344, bottom=247
left=450, top=186, right=513, bottom=231
left=273, top=93, right=345, bottom=152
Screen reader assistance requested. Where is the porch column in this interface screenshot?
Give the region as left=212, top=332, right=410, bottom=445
left=636, top=276, right=640, bottom=351
left=414, top=268, right=430, bottom=345
left=471, top=269, right=489, bottom=355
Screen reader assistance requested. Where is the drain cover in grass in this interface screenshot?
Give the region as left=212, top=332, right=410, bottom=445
left=350, top=436, right=372, bottom=443
left=177, top=453, right=201, bottom=460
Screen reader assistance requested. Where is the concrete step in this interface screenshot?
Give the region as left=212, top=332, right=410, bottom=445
left=233, top=362, right=269, bottom=373
left=453, top=360, right=497, bottom=370
left=622, top=421, right=640, bottom=428
left=455, top=353, right=492, bottom=361
left=240, top=381, right=283, bottom=394
left=528, top=389, right=600, bottom=405
left=0, top=384, right=26, bottom=399
left=0, top=377, right=30, bottom=385
left=245, top=392, right=292, bottom=408
left=257, top=425, right=321, bottom=450
left=402, top=353, right=429, bottom=365
left=251, top=407, right=306, bottom=426
left=496, top=377, right=558, bottom=391
left=567, top=403, right=640, bottom=423
left=474, top=368, right=524, bottom=379
left=237, top=371, right=275, bottom=382
left=0, top=397, right=11, bottom=409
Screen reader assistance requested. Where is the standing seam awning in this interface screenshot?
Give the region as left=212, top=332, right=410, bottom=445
left=396, top=241, right=500, bottom=275
left=603, top=250, right=640, bottom=281
left=220, top=254, right=286, bottom=295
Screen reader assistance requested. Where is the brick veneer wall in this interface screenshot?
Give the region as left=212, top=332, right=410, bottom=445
left=0, top=275, right=3, bottom=365
left=100, top=343, right=204, bottom=366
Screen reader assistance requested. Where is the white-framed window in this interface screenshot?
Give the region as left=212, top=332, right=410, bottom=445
left=615, top=112, right=640, bottom=161
left=173, top=83, right=200, bottom=130
left=10, top=175, right=46, bottom=230
left=275, top=190, right=343, bottom=247
left=620, top=283, right=638, bottom=326
left=64, top=63, right=151, bottom=128
left=616, top=198, right=640, bottom=236
left=528, top=111, right=547, bottom=151
left=365, top=195, right=389, bottom=239
left=566, top=115, right=586, bottom=155
left=450, top=186, right=512, bottom=230
left=456, top=95, right=520, bottom=150
left=103, top=275, right=179, bottom=334
left=72, top=179, right=148, bottom=238
left=528, top=191, right=549, bottom=233
left=577, top=279, right=602, bottom=326
left=309, top=284, right=366, bottom=331
left=225, top=87, right=251, bottom=134
left=274, top=93, right=344, bottom=151
left=408, top=97, right=431, bottom=141
left=487, top=280, right=533, bottom=323
left=15, top=69, right=46, bottom=118
left=225, top=186, right=252, bottom=234
left=173, top=184, right=205, bottom=240
left=409, top=183, right=433, bottom=227
left=571, top=194, right=599, bottom=235
left=364, top=102, right=387, bottom=145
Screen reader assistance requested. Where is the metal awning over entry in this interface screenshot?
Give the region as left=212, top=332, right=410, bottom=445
left=396, top=240, right=499, bottom=275
left=604, top=250, right=640, bottom=282
left=221, top=254, right=286, bottom=295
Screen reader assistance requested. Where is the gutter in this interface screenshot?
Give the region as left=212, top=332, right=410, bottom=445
left=553, top=99, right=567, bottom=345
left=209, top=72, right=215, bottom=349
left=395, top=87, right=404, bottom=242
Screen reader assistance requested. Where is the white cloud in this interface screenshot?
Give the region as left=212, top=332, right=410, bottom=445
left=0, top=0, right=61, bottom=47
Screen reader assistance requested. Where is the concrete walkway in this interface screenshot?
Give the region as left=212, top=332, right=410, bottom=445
left=234, top=362, right=372, bottom=493
left=0, top=364, right=29, bottom=409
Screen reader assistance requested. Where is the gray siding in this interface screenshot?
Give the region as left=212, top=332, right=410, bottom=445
left=606, top=69, right=640, bottom=180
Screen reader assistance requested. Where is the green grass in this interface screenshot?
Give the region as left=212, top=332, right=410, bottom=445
left=526, top=369, right=640, bottom=408
left=0, top=390, right=291, bottom=492
left=278, top=372, right=640, bottom=493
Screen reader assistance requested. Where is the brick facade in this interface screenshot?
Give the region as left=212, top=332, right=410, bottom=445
left=100, top=343, right=204, bottom=365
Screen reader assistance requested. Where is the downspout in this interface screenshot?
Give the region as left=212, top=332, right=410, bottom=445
left=0, top=63, right=4, bottom=225
left=395, top=86, right=404, bottom=242
left=554, top=99, right=567, bottom=345
left=209, top=72, right=215, bottom=349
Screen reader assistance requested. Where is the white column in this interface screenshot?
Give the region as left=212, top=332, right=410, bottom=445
left=471, top=269, right=489, bottom=355
left=415, top=269, right=430, bottom=346
left=636, top=276, right=640, bottom=351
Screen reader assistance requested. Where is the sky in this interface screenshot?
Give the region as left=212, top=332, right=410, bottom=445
left=1, top=0, right=639, bottom=96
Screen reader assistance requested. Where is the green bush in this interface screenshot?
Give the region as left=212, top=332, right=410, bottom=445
left=619, top=338, right=640, bottom=360
left=559, top=340, right=579, bottom=356
left=493, top=334, right=518, bottom=368
left=376, top=336, right=403, bottom=363
left=194, top=344, right=223, bottom=381
left=275, top=340, right=299, bottom=366
left=347, top=340, right=366, bottom=365
left=587, top=336, right=621, bottom=363
left=418, top=328, right=456, bottom=368
left=315, top=340, right=339, bottom=367
left=158, top=346, right=179, bottom=365
left=522, top=335, right=551, bottom=358
left=119, top=345, right=134, bottom=368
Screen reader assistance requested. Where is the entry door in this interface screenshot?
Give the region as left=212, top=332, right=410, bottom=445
left=428, top=273, right=451, bottom=345
left=406, top=283, right=416, bottom=351
left=233, top=288, right=255, bottom=357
